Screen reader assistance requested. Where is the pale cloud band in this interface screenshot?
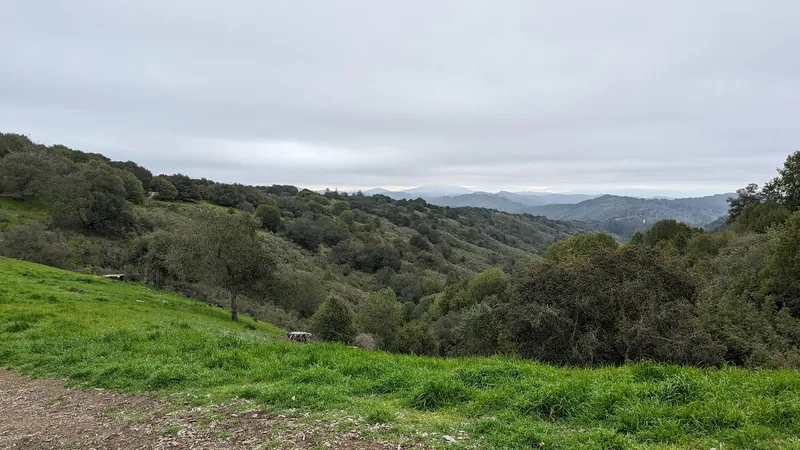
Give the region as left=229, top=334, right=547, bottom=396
left=1, top=0, right=798, bottom=195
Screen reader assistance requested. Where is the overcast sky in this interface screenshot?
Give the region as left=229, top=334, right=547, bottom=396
left=2, top=1, right=799, bottom=195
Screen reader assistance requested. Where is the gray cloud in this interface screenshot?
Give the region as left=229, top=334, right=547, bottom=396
left=1, top=0, right=799, bottom=194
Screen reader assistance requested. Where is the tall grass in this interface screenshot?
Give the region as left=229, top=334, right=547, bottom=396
left=1, top=257, right=799, bottom=449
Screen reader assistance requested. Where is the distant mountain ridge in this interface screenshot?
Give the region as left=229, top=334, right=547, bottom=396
left=519, top=193, right=733, bottom=237
left=363, top=186, right=598, bottom=208
left=495, top=191, right=599, bottom=207
left=430, top=193, right=529, bottom=211
left=363, top=185, right=475, bottom=200
left=524, top=193, right=732, bottom=225
left=361, top=186, right=733, bottom=238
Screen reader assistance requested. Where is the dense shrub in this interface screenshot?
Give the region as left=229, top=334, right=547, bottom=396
left=255, top=204, right=282, bottom=232
left=467, top=268, right=510, bottom=303
left=354, top=333, right=378, bottom=350
left=457, top=302, right=500, bottom=356
left=355, top=289, right=403, bottom=350
left=0, top=151, right=58, bottom=197
left=150, top=176, right=178, bottom=200
left=0, top=223, right=69, bottom=268
left=163, top=174, right=201, bottom=202
left=270, top=270, right=326, bottom=318
left=45, top=162, right=136, bottom=233
left=310, top=295, right=357, bottom=343
left=395, top=321, right=437, bottom=356
left=503, top=245, right=724, bottom=365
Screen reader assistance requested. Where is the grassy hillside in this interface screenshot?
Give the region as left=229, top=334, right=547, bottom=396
left=2, top=258, right=799, bottom=449
left=0, top=196, right=48, bottom=229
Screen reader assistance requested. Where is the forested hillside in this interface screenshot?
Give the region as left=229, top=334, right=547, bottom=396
left=426, top=192, right=530, bottom=212
left=427, top=192, right=599, bottom=212
left=421, top=191, right=730, bottom=238
left=525, top=193, right=730, bottom=224
left=0, top=132, right=590, bottom=351
left=1, top=132, right=799, bottom=369
left=495, top=191, right=598, bottom=206
left=523, top=193, right=732, bottom=237
left=365, top=188, right=597, bottom=209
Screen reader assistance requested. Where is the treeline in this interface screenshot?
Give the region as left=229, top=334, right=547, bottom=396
left=325, top=151, right=800, bottom=367
left=0, top=132, right=582, bottom=335
left=1, top=132, right=799, bottom=368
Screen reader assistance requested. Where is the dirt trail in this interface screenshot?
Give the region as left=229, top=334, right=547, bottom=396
left=0, top=370, right=407, bottom=450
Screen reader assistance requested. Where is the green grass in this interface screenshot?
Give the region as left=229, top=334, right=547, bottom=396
left=1, top=257, right=799, bottom=449
left=0, top=196, right=48, bottom=229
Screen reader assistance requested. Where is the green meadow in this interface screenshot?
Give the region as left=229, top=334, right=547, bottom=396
left=1, top=257, right=799, bottom=449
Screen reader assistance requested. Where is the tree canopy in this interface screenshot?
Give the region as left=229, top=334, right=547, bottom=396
left=167, top=208, right=274, bottom=321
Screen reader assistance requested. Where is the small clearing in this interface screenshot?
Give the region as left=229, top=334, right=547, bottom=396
left=0, top=370, right=405, bottom=450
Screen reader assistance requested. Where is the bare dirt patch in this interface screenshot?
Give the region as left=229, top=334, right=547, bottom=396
left=0, top=370, right=416, bottom=449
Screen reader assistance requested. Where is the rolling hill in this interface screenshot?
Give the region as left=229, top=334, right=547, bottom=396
left=425, top=192, right=530, bottom=212
left=524, top=193, right=733, bottom=226
left=495, top=191, right=599, bottom=207
left=362, top=187, right=598, bottom=209
left=393, top=190, right=732, bottom=238
left=426, top=192, right=600, bottom=213
left=365, top=187, right=732, bottom=235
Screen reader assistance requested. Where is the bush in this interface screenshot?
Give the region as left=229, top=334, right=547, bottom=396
left=354, top=333, right=377, bottom=350
left=0, top=223, right=69, bottom=268
left=395, top=322, right=437, bottom=356
left=409, top=233, right=430, bottom=250
left=642, top=220, right=698, bottom=253
left=766, top=212, right=800, bottom=315
left=163, top=174, right=201, bottom=202
left=271, top=270, right=326, bottom=318
left=0, top=150, right=57, bottom=197
left=503, top=245, right=722, bottom=365
left=118, top=169, right=145, bottom=205
left=110, top=160, right=153, bottom=188
left=255, top=204, right=282, bottom=232
left=467, top=268, right=510, bottom=303
left=543, top=233, right=618, bottom=263
left=310, top=295, right=357, bottom=343
left=457, top=302, right=500, bottom=356
left=355, top=289, right=402, bottom=350
left=285, top=216, right=322, bottom=249
left=149, top=176, right=178, bottom=201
